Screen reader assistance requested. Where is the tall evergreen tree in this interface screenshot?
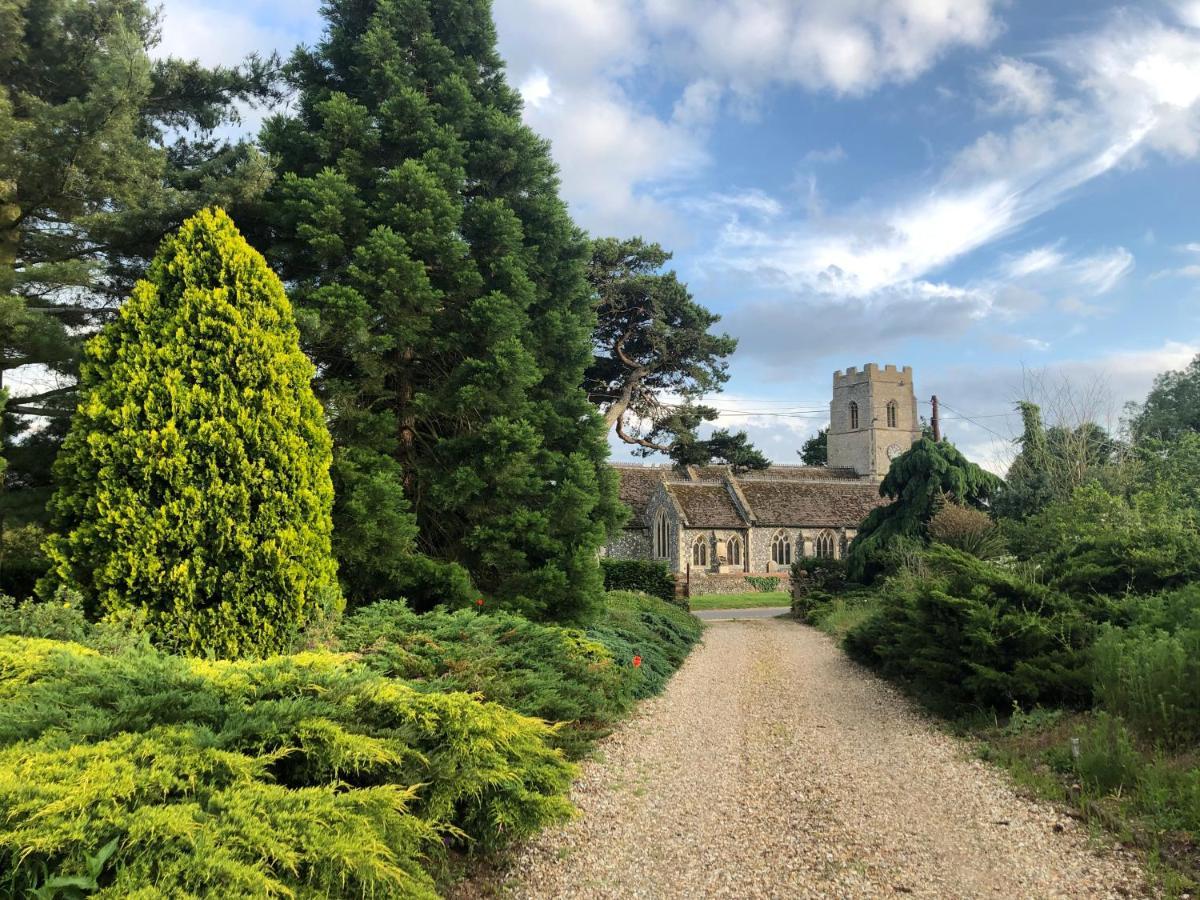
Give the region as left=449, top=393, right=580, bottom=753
left=41, top=209, right=341, bottom=658
left=259, top=0, right=621, bottom=618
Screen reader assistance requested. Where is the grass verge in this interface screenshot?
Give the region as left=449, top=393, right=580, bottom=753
left=687, top=591, right=791, bottom=610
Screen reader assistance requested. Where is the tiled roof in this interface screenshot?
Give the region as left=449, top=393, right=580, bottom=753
left=666, top=483, right=748, bottom=527
left=738, top=465, right=861, bottom=481
left=612, top=465, right=669, bottom=522
left=737, top=480, right=886, bottom=527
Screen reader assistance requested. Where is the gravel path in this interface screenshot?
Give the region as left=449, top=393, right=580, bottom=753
left=455, top=618, right=1152, bottom=899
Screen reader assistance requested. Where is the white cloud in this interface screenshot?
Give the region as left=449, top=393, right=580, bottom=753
left=1005, top=244, right=1066, bottom=279
left=493, top=0, right=1003, bottom=236
left=981, top=56, right=1055, bottom=116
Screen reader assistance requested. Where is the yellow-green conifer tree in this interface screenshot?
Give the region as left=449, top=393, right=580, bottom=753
left=41, top=208, right=341, bottom=658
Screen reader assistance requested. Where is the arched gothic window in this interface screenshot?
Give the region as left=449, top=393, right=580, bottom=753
left=815, top=530, right=836, bottom=559
left=849, top=401, right=859, bottom=430
left=727, top=536, right=742, bottom=567
left=692, top=536, right=708, bottom=567
left=654, top=511, right=670, bottom=559
left=886, top=400, right=898, bottom=428
left=771, top=530, right=792, bottom=566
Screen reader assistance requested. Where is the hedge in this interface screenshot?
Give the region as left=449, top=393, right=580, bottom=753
left=600, top=559, right=676, bottom=603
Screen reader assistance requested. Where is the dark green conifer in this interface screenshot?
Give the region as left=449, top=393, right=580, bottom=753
left=260, top=0, right=621, bottom=618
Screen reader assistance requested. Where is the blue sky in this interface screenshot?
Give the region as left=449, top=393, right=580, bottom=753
left=158, top=0, right=1200, bottom=471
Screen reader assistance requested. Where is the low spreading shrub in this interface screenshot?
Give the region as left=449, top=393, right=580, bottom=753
left=338, top=601, right=633, bottom=757
left=0, top=636, right=575, bottom=897
left=587, top=591, right=703, bottom=699
left=844, top=546, right=1096, bottom=714
left=600, top=559, right=676, bottom=604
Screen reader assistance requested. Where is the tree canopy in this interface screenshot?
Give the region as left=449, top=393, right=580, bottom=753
left=586, top=236, right=764, bottom=469
left=799, top=428, right=828, bottom=466
left=1, top=0, right=279, bottom=532
left=1129, top=352, right=1200, bottom=443
left=41, top=209, right=341, bottom=658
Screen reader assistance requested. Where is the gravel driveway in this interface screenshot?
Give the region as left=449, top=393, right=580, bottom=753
left=455, top=618, right=1152, bottom=899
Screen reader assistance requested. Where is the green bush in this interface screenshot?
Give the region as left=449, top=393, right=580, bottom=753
left=927, top=501, right=1007, bottom=560
left=1007, top=483, right=1200, bottom=598
left=587, top=591, right=703, bottom=699
left=845, top=546, right=1095, bottom=714
left=0, top=523, right=50, bottom=598
left=1093, top=584, right=1200, bottom=747
left=1072, top=712, right=1144, bottom=794
left=338, top=601, right=633, bottom=757
left=745, top=575, right=781, bottom=593
left=600, top=559, right=676, bottom=604
left=41, top=209, right=342, bottom=659
left=0, top=636, right=574, bottom=897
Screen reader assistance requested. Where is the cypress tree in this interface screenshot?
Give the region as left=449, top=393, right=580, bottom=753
left=41, top=208, right=341, bottom=658
left=260, top=0, right=621, bottom=618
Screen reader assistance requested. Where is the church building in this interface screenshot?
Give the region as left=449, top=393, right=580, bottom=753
left=604, top=364, right=921, bottom=594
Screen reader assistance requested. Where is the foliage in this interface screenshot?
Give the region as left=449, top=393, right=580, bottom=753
left=337, top=600, right=634, bottom=758
left=670, top=428, right=769, bottom=472
left=993, top=402, right=1120, bottom=520
left=1129, top=352, right=1200, bottom=443
left=1007, top=483, right=1200, bottom=598
left=0, top=521, right=48, bottom=597
left=799, top=428, right=828, bottom=466
left=1093, top=584, right=1200, bottom=747
left=586, top=236, right=762, bottom=468
left=845, top=546, right=1095, bottom=714
left=927, top=500, right=1007, bottom=560
left=600, top=558, right=676, bottom=603
left=799, top=590, right=881, bottom=641
left=791, top=556, right=850, bottom=595
left=257, top=0, right=622, bottom=620
left=0, top=635, right=575, bottom=897
left=587, top=591, right=704, bottom=699
left=1129, top=433, right=1200, bottom=514
left=1, top=0, right=278, bottom=524
left=745, top=575, right=781, bottom=593
left=40, top=209, right=341, bottom=659
left=847, top=438, right=1002, bottom=582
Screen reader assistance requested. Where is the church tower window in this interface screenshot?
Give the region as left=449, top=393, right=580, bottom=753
left=849, top=401, right=859, bottom=430
left=886, top=400, right=898, bottom=428
left=771, top=531, right=792, bottom=566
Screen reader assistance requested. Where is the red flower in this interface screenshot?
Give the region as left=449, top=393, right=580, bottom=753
left=632, top=655, right=642, bottom=668
left=475, top=598, right=484, bottom=607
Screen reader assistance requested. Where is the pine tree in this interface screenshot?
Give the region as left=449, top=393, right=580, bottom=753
left=259, top=0, right=621, bottom=618
left=41, top=209, right=341, bottom=658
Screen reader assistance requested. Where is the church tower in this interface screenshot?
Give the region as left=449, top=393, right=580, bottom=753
left=827, top=364, right=920, bottom=479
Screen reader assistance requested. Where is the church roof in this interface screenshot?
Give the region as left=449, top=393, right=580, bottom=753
left=612, top=465, right=669, bottom=520
left=610, top=463, right=886, bottom=530
left=666, top=483, right=748, bottom=528
left=737, top=480, right=886, bottom=527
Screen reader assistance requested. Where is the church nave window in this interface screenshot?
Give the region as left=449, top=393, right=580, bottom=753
left=815, top=530, right=836, bottom=559
left=771, top=531, right=791, bottom=566
left=727, top=536, right=742, bottom=567
left=692, top=536, right=708, bottom=567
